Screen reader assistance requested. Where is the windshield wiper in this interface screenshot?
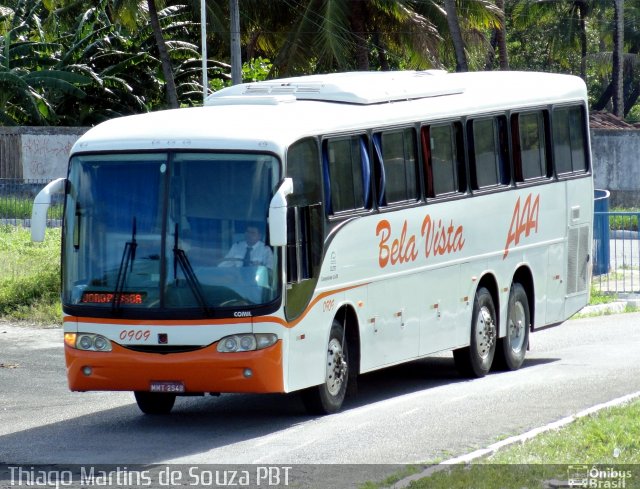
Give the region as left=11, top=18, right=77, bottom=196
left=173, top=224, right=210, bottom=315
left=112, top=217, right=137, bottom=311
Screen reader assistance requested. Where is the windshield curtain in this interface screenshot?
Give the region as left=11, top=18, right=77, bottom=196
left=63, top=152, right=281, bottom=317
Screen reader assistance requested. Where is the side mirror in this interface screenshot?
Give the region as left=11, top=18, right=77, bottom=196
left=31, top=178, right=66, bottom=242
left=268, top=178, right=293, bottom=247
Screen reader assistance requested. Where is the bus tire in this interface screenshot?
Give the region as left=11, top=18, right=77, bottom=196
left=454, top=287, right=497, bottom=378
left=134, top=391, right=176, bottom=415
left=301, top=319, right=349, bottom=415
left=495, top=283, right=529, bottom=371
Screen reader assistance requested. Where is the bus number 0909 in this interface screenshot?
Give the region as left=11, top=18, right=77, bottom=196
left=119, top=329, right=151, bottom=341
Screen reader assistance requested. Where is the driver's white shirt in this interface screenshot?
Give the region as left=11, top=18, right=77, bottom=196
left=220, top=240, right=273, bottom=268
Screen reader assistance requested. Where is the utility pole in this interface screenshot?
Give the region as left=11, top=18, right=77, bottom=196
left=201, top=0, right=208, bottom=102
left=230, top=0, right=242, bottom=85
left=612, top=0, right=624, bottom=118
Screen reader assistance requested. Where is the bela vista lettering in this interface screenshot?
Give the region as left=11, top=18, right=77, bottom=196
left=503, top=193, right=540, bottom=259
left=376, top=215, right=465, bottom=268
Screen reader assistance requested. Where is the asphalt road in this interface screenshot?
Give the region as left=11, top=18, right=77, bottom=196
left=1, top=313, right=640, bottom=487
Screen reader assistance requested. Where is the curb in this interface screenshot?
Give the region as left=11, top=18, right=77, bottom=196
left=578, top=301, right=627, bottom=315
left=391, top=391, right=640, bottom=489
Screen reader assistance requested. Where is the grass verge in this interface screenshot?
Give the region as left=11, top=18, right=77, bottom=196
left=365, top=398, right=640, bottom=488
left=0, top=225, right=62, bottom=324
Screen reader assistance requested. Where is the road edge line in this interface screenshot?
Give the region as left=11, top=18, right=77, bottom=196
left=391, top=390, right=640, bottom=489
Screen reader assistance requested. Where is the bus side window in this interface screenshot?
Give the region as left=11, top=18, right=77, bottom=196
left=285, top=138, right=324, bottom=320
left=373, top=128, right=418, bottom=206
left=286, top=138, right=322, bottom=207
left=323, top=135, right=371, bottom=214
left=512, top=111, right=552, bottom=182
left=423, top=123, right=464, bottom=197
left=552, top=105, right=588, bottom=175
left=468, top=116, right=509, bottom=190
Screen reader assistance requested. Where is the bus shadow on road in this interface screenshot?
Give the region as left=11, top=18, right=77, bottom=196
left=0, top=357, right=559, bottom=465
left=341, top=355, right=561, bottom=410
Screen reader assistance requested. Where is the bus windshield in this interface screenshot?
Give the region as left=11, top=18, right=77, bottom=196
left=62, top=152, right=281, bottom=317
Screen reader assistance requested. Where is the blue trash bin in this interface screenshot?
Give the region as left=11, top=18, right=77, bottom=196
left=593, top=189, right=610, bottom=275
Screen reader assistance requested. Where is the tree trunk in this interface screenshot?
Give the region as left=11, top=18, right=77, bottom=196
left=350, top=0, right=369, bottom=70
left=373, top=31, right=390, bottom=71
left=495, top=0, right=509, bottom=70
left=444, top=0, right=468, bottom=72
left=576, top=1, right=588, bottom=82
left=612, top=0, right=624, bottom=118
left=148, top=0, right=179, bottom=109
left=484, top=30, right=497, bottom=70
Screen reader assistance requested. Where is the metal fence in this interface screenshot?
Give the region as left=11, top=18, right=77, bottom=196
left=593, top=211, right=640, bottom=295
left=0, top=178, right=63, bottom=226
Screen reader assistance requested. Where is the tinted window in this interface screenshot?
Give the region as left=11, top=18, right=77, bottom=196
left=468, top=117, right=509, bottom=189
left=424, top=123, right=464, bottom=196
left=376, top=128, right=418, bottom=205
left=515, top=111, right=549, bottom=181
left=287, top=138, right=321, bottom=206
left=553, top=106, right=588, bottom=175
left=324, top=136, right=369, bottom=214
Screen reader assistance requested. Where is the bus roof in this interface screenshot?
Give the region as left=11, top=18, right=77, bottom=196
left=71, top=71, right=587, bottom=155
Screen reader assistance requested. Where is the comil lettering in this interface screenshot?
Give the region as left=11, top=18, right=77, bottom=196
left=376, top=216, right=465, bottom=268
left=503, top=193, right=540, bottom=259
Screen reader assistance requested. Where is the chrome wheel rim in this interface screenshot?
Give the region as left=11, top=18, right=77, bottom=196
left=326, top=337, right=347, bottom=397
left=508, top=301, right=526, bottom=353
left=476, top=306, right=496, bottom=360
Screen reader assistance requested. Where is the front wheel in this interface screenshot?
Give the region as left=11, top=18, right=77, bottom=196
left=134, top=391, right=176, bottom=415
left=301, top=319, right=349, bottom=415
left=495, top=283, right=529, bottom=371
left=454, top=287, right=497, bottom=378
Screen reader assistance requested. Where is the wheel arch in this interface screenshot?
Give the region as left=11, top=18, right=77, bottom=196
left=334, top=303, right=361, bottom=377
left=511, top=265, right=535, bottom=330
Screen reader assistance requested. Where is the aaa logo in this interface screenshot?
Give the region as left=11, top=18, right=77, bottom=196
left=503, top=193, right=540, bottom=259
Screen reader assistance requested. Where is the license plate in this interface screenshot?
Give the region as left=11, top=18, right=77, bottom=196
left=149, top=381, right=185, bottom=393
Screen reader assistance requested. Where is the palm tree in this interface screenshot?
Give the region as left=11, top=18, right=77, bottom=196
left=52, top=0, right=179, bottom=108
left=510, top=0, right=600, bottom=81
left=0, top=0, right=92, bottom=125
left=495, top=0, right=509, bottom=70
left=412, top=0, right=501, bottom=73
left=443, top=0, right=467, bottom=71
left=145, top=0, right=178, bottom=107
left=253, top=0, right=442, bottom=76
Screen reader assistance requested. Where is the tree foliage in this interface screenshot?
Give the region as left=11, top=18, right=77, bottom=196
left=0, top=0, right=638, bottom=125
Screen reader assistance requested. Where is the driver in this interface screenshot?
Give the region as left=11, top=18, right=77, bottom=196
left=219, top=226, right=273, bottom=268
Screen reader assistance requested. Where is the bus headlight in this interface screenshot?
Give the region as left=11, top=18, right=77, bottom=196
left=71, top=333, right=113, bottom=352
left=216, top=334, right=277, bottom=353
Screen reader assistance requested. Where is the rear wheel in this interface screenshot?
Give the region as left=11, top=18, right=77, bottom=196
left=134, top=391, right=176, bottom=415
left=301, top=319, right=349, bottom=415
left=495, top=283, right=529, bottom=371
left=454, top=287, right=497, bottom=378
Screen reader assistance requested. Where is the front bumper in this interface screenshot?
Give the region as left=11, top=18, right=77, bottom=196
left=65, top=340, right=284, bottom=393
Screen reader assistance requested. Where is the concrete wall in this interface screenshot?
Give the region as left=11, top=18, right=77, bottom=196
left=0, top=127, right=87, bottom=180
left=591, top=129, right=640, bottom=208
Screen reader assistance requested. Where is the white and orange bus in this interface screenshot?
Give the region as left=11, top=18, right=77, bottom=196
left=32, top=70, right=593, bottom=415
